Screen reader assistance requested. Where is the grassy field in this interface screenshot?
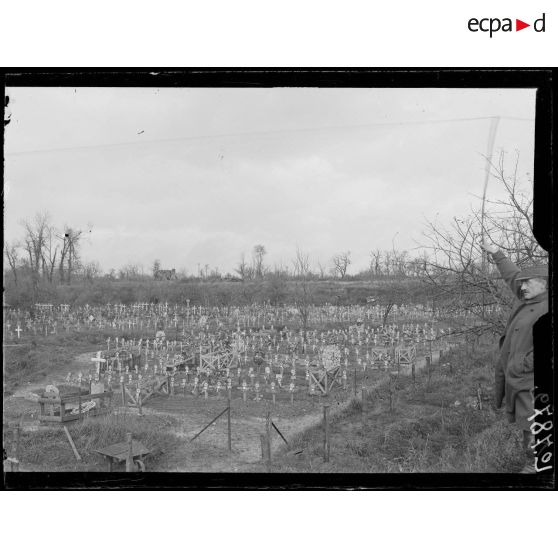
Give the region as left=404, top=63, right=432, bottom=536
left=3, top=411, right=181, bottom=472
left=3, top=330, right=114, bottom=395
left=4, top=275, right=427, bottom=308
left=251, top=341, right=527, bottom=473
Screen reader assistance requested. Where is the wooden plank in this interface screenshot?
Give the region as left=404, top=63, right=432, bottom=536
left=38, top=392, right=112, bottom=404
left=95, top=440, right=151, bottom=461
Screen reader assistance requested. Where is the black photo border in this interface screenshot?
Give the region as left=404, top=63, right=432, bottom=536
left=2, top=68, right=555, bottom=490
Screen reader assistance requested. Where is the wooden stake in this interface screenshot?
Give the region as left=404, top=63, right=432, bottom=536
left=426, top=356, right=431, bottom=391
left=10, top=426, right=21, bottom=472
left=227, top=403, right=232, bottom=452
left=15, top=426, right=21, bottom=467
left=389, top=374, right=394, bottom=413
left=260, top=434, right=268, bottom=461
left=138, top=390, right=143, bottom=416
left=323, top=403, right=330, bottom=463
left=63, top=426, right=82, bottom=461
left=266, top=411, right=272, bottom=472
left=125, top=433, right=134, bottom=472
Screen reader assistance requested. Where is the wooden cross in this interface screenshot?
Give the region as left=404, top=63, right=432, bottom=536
left=91, top=351, right=106, bottom=376
left=254, top=382, right=262, bottom=401
left=289, top=382, right=296, bottom=405
left=15, top=324, right=23, bottom=338
left=239, top=380, right=249, bottom=402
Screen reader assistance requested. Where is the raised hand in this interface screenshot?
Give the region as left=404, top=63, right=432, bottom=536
left=480, top=241, right=499, bottom=255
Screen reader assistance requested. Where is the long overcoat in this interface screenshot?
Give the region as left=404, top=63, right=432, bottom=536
left=493, top=252, right=548, bottom=427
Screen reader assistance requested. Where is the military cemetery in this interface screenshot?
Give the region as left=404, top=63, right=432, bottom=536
left=4, top=85, right=546, bottom=475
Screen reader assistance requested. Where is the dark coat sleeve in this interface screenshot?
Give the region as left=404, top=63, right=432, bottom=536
left=491, top=251, right=523, bottom=300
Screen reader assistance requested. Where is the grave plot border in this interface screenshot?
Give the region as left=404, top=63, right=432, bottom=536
left=308, top=366, right=342, bottom=395
left=37, top=391, right=113, bottom=423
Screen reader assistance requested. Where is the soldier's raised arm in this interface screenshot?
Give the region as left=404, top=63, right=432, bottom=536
left=479, top=242, right=523, bottom=300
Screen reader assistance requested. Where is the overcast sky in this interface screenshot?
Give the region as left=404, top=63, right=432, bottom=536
left=4, top=87, right=536, bottom=275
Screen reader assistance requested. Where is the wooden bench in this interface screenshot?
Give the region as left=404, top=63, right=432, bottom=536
left=95, top=439, right=152, bottom=472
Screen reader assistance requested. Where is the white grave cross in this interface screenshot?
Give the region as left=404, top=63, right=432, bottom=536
left=91, top=351, right=106, bottom=376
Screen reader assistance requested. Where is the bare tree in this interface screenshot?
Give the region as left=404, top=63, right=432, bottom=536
left=394, top=250, right=408, bottom=277
left=420, top=151, right=546, bottom=334
left=58, top=226, right=83, bottom=285
left=331, top=251, right=351, bottom=279
left=42, top=224, right=59, bottom=283
left=22, top=213, right=50, bottom=292
left=293, top=248, right=313, bottom=343
left=316, top=260, right=327, bottom=280
left=292, top=248, right=310, bottom=278
left=252, top=244, right=266, bottom=279
left=82, top=261, right=102, bottom=282
left=482, top=151, right=546, bottom=266
left=4, top=241, right=20, bottom=285
left=369, top=249, right=382, bottom=276
left=377, top=281, right=417, bottom=327
left=382, top=250, right=393, bottom=276
left=235, top=252, right=252, bottom=280
left=119, top=263, right=142, bottom=280
left=152, top=259, right=161, bottom=278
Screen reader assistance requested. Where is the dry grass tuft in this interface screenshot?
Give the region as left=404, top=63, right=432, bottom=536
left=265, top=336, right=528, bottom=473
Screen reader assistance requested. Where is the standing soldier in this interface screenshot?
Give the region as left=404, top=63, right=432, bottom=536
left=480, top=242, right=548, bottom=473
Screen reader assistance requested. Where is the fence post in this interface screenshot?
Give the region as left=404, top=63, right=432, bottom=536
left=10, top=426, right=21, bottom=472
left=260, top=434, right=268, bottom=461
left=389, top=373, right=395, bottom=413
left=353, top=368, right=357, bottom=398
left=426, top=356, right=432, bottom=390
left=323, top=403, right=330, bottom=463
left=137, top=390, right=143, bottom=416
left=362, top=387, right=367, bottom=428
left=125, top=432, right=134, bottom=472
left=227, top=402, right=232, bottom=452
left=15, top=426, right=21, bottom=470
left=266, top=411, right=272, bottom=472
left=411, top=364, right=416, bottom=389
